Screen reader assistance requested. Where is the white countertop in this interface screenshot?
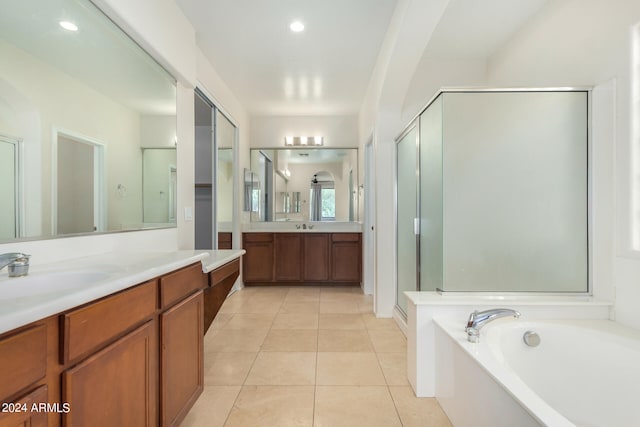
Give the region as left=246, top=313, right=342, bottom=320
left=243, top=222, right=362, bottom=233
left=0, top=249, right=244, bottom=335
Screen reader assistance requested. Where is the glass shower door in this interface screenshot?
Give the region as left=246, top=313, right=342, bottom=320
left=396, top=124, right=419, bottom=316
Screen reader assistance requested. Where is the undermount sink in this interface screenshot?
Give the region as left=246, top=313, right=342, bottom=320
left=0, top=269, right=115, bottom=300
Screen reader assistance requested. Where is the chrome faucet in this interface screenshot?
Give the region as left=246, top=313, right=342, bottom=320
left=465, top=308, right=520, bottom=343
left=0, top=252, right=31, bottom=277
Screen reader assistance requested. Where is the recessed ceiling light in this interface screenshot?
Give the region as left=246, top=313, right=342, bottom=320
left=289, top=21, right=304, bottom=32
left=59, top=21, right=78, bottom=32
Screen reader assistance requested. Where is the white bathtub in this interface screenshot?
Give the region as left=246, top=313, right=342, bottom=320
left=434, top=318, right=640, bottom=427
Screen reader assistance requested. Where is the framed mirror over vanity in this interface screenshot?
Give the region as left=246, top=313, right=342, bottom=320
left=243, top=147, right=363, bottom=287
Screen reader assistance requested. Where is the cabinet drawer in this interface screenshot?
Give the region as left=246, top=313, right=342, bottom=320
left=0, top=385, right=48, bottom=427
left=62, top=280, right=157, bottom=364
left=160, top=263, right=206, bottom=309
left=0, top=324, right=47, bottom=400
left=331, top=233, right=361, bottom=242
left=243, top=232, right=273, bottom=243
left=210, top=259, right=240, bottom=287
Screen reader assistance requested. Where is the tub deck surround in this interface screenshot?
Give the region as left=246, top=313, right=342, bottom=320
left=0, top=249, right=244, bottom=335
left=404, top=291, right=613, bottom=398
left=434, top=318, right=640, bottom=427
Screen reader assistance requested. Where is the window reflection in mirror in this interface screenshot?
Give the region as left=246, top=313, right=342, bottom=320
left=310, top=172, right=336, bottom=221
left=249, top=148, right=358, bottom=222
left=0, top=0, right=177, bottom=243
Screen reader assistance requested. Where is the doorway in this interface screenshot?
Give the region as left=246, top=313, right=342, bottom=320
left=0, top=134, right=21, bottom=239
left=363, top=139, right=375, bottom=296
left=53, top=131, right=105, bottom=235
left=194, top=88, right=237, bottom=249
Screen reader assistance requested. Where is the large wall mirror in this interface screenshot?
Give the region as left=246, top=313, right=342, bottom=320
left=249, top=148, right=359, bottom=222
left=0, top=0, right=177, bottom=243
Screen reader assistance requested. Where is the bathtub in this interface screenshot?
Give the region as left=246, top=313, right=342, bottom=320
left=434, top=318, right=640, bottom=427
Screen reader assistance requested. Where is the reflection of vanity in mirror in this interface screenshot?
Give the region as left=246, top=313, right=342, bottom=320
left=0, top=0, right=177, bottom=243
left=243, top=147, right=363, bottom=287
left=248, top=148, right=359, bottom=223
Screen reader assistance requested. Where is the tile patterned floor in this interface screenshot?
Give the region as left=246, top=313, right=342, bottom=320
left=182, top=286, right=452, bottom=427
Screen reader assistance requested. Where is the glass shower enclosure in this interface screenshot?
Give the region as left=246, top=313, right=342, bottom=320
left=396, top=89, right=589, bottom=315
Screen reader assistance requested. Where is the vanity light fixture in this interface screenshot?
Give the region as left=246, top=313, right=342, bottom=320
left=59, top=21, right=78, bottom=32
left=290, top=21, right=305, bottom=32
left=283, top=136, right=323, bottom=147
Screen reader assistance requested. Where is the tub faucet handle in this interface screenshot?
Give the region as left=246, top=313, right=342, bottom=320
left=465, top=308, right=520, bottom=343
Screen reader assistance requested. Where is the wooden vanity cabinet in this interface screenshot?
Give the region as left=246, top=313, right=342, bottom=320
left=0, top=324, right=47, bottom=403
left=218, top=232, right=232, bottom=249
left=60, top=262, right=205, bottom=427
left=330, top=233, right=362, bottom=282
left=303, top=233, right=330, bottom=281
left=60, top=280, right=159, bottom=427
left=0, top=324, right=48, bottom=427
left=160, top=291, right=203, bottom=427
left=0, top=385, right=48, bottom=427
left=242, top=233, right=274, bottom=282
left=204, top=259, right=240, bottom=332
left=275, top=233, right=303, bottom=281
left=158, top=263, right=206, bottom=427
left=243, top=232, right=362, bottom=285
left=62, top=321, right=157, bottom=427
left=0, top=259, right=231, bottom=427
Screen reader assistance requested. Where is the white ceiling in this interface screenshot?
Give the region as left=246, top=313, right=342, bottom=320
left=175, top=0, right=397, bottom=116
left=177, top=0, right=551, bottom=119
left=0, top=0, right=176, bottom=115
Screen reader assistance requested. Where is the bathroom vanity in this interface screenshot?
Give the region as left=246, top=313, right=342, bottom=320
left=0, top=250, right=243, bottom=427
left=242, top=231, right=362, bottom=286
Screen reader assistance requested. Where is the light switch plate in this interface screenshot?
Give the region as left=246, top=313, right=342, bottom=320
left=184, top=207, right=193, bottom=221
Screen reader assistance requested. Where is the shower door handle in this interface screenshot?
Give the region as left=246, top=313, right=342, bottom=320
left=413, top=218, right=420, bottom=235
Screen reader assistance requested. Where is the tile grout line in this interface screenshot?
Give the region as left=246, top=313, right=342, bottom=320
left=220, top=297, right=245, bottom=427
left=313, top=293, right=320, bottom=427
left=365, top=314, right=405, bottom=426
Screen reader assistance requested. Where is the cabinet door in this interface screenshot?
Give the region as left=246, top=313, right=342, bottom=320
left=0, top=385, right=47, bottom=427
left=242, top=234, right=274, bottom=282
left=274, top=233, right=302, bottom=281
left=303, top=233, right=330, bottom=281
left=331, top=242, right=362, bottom=282
left=62, top=321, right=157, bottom=427
left=160, top=291, right=204, bottom=427
left=217, top=232, right=232, bottom=249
